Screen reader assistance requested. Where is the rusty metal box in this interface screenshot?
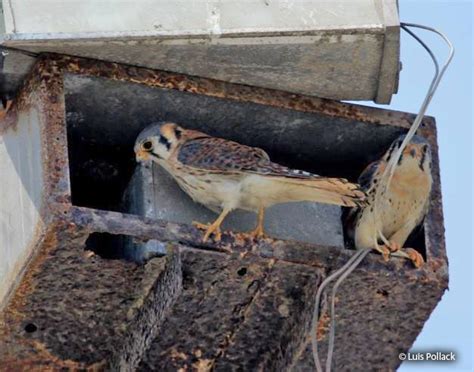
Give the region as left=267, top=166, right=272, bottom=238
left=0, top=55, right=447, bottom=370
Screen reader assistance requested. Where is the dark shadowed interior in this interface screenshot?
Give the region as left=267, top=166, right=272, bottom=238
left=64, top=73, right=425, bottom=259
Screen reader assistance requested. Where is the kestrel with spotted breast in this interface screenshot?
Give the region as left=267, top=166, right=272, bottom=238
left=346, top=135, right=432, bottom=267
left=135, top=122, right=366, bottom=242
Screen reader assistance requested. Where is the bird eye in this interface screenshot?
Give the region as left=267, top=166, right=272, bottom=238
left=142, top=141, right=153, bottom=151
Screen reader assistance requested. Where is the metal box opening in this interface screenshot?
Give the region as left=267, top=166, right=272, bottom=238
left=64, top=74, right=426, bottom=258
left=64, top=73, right=426, bottom=258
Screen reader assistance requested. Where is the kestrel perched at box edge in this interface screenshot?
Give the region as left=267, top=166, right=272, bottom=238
left=346, top=134, right=432, bottom=267
left=135, top=122, right=366, bottom=242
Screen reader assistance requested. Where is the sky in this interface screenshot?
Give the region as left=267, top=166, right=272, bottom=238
left=359, top=1, right=473, bottom=370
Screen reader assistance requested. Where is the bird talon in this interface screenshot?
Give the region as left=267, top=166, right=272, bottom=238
left=192, top=221, right=210, bottom=231
left=405, top=248, right=424, bottom=268
left=192, top=221, right=222, bottom=242
left=378, top=245, right=391, bottom=262
left=246, top=206, right=267, bottom=240
left=248, top=227, right=266, bottom=240
left=204, top=228, right=222, bottom=242
left=388, top=241, right=401, bottom=252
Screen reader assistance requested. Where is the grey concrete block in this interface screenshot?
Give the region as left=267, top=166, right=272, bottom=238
left=123, top=162, right=344, bottom=262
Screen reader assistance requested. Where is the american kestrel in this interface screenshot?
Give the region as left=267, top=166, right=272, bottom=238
left=135, top=122, right=366, bottom=242
left=346, top=135, right=432, bottom=267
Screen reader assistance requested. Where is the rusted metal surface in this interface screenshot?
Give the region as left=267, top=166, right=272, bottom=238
left=55, top=54, right=409, bottom=127
left=69, top=206, right=445, bottom=284
left=0, top=54, right=447, bottom=370
left=139, top=249, right=321, bottom=371
left=0, top=217, right=182, bottom=370
left=292, top=262, right=445, bottom=371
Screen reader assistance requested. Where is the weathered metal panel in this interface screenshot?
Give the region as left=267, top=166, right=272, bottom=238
left=0, top=221, right=182, bottom=370
left=0, top=105, right=45, bottom=307
left=0, top=0, right=400, bottom=103
left=139, top=249, right=321, bottom=371
left=2, top=0, right=388, bottom=36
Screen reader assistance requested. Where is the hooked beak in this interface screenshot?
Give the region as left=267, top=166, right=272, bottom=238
left=135, top=150, right=150, bottom=163
left=403, top=144, right=418, bottom=158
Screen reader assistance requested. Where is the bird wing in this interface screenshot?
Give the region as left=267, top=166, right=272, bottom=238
left=177, top=136, right=270, bottom=171
left=343, top=160, right=383, bottom=232
left=177, top=137, right=366, bottom=207
left=358, top=160, right=382, bottom=191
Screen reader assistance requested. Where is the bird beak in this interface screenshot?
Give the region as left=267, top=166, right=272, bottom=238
left=403, top=144, right=418, bottom=158
left=135, top=150, right=149, bottom=163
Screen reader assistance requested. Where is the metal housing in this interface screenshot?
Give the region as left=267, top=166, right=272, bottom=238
left=0, top=0, right=400, bottom=103
left=0, top=55, right=447, bottom=370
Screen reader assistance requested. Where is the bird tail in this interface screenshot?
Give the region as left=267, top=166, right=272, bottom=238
left=251, top=175, right=367, bottom=208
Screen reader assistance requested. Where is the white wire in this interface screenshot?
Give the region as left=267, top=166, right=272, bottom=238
left=326, top=249, right=371, bottom=372
left=311, top=22, right=454, bottom=372
left=383, top=22, right=454, bottom=188
left=371, top=22, right=454, bottom=246
left=310, top=249, right=368, bottom=372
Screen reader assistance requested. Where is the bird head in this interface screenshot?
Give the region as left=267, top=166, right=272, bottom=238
left=134, top=121, right=183, bottom=163
left=386, top=134, right=432, bottom=172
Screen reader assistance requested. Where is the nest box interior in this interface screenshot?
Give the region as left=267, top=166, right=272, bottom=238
left=63, top=73, right=425, bottom=258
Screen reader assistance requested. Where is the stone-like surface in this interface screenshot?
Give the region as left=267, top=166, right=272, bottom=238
left=122, top=161, right=344, bottom=262
left=291, top=256, right=445, bottom=371
left=0, top=229, right=182, bottom=370
left=139, top=248, right=322, bottom=371
left=213, top=260, right=320, bottom=371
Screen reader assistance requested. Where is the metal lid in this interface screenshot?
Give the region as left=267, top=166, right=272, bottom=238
left=0, top=0, right=400, bottom=103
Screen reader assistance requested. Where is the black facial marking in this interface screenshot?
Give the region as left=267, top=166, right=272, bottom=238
left=419, top=145, right=428, bottom=171
left=398, top=153, right=403, bottom=165
left=175, top=128, right=182, bottom=140
left=150, top=152, right=162, bottom=160
left=386, top=146, right=395, bottom=160
left=410, top=149, right=416, bottom=158
left=159, top=135, right=171, bottom=150
left=386, top=139, right=401, bottom=160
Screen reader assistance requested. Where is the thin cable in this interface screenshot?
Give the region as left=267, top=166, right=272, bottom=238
left=310, top=22, right=454, bottom=372
left=311, top=249, right=368, bottom=372
left=325, top=249, right=371, bottom=372
left=383, top=22, right=454, bottom=187
left=372, top=23, right=454, bottom=247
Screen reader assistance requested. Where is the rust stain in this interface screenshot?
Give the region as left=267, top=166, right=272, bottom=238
left=193, top=358, right=213, bottom=372
left=1, top=216, right=86, bottom=327
left=169, top=348, right=188, bottom=361
left=316, top=310, right=330, bottom=341
left=0, top=340, right=106, bottom=371
left=36, top=59, right=71, bottom=207
left=0, top=108, right=18, bottom=135
left=34, top=53, right=435, bottom=129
